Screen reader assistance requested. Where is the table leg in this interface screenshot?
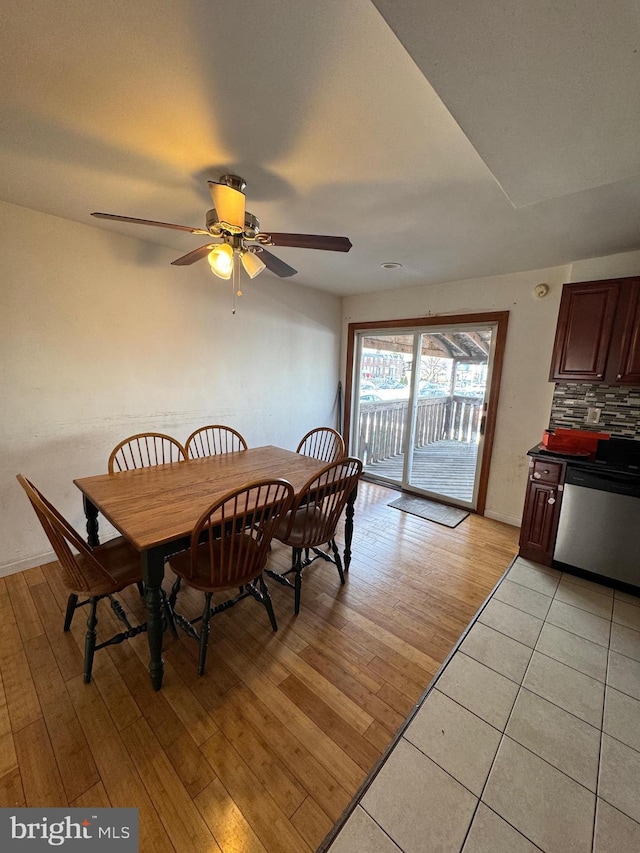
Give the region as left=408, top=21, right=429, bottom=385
left=344, top=482, right=358, bottom=572
left=142, top=546, right=165, bottom=690
left=83, top=495, right=100, bottom=546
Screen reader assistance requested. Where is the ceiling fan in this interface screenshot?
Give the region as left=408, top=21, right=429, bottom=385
left=92, top=174, right=352, bottom=282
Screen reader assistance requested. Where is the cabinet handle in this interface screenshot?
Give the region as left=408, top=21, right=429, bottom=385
left=548, top=497, right=556, bottom=505
left=617, top=374, right=622, bottom=380
left=597, top=373, right=603, bottom=379
left=533, top=472, right=541, bottom=479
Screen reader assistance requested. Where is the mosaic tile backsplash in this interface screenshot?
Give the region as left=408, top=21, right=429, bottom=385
left=549, top=383, right=640, bottom=439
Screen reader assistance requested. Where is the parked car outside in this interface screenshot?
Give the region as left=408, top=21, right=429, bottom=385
left=359, top=393, right=383, bottom=403
left=377, top=379, right=405, bottom=390
left=455, top=386, right=485, bottom=397
left=419, top=382, right=448, bottom=397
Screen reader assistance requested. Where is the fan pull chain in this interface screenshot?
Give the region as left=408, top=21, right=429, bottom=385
left=231, top=253, right=243, bottom=314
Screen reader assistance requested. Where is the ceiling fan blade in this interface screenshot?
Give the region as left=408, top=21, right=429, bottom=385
left=91, top=212, right=210, bottom=235
left=258, top=232, right=352, bottom=252
left=258, top=249, right=297, bottom=278
left=170, top=244, right=215, bottom=266
left=207, top=182, right=245, bottom=234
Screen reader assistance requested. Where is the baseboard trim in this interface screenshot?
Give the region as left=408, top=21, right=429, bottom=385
left=0, top=551, right=56, bottom=578
left=484, top=509, right=521, bottom=527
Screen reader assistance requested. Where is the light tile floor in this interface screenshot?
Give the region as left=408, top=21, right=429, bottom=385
left=323, top=557, right=640, bottom=853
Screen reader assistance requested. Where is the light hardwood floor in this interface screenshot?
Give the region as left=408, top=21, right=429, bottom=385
left=0, top=480, right=519, bottom=852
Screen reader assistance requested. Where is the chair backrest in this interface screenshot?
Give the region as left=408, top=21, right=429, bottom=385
left=281, top=457, right=362, bottom=547
left=16, top=474, right=110, bottom=593
left=187, top=479, right=294, bottom=587
left=296, top=427, right=345, bottom=463
left=185, top=425, right=248, bottom=459
left=108, top=433, right=186, bottom=473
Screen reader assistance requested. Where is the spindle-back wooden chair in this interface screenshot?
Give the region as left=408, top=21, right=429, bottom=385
left=108, top=432, right=186, bottom=473
left=185, top=425, right=248, bottom=459
left=169, top=478, right=294, bottom=675
left=16, top=474, right=152, bottom=683
left=296, top=427, right=345, bottom=463
left=266, top=457, right=362, bottom=614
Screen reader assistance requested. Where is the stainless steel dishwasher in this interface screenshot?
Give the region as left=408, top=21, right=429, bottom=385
left=554, top=466, right=640, bottom=585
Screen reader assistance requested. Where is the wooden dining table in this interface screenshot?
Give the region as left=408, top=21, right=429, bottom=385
left=74, top=445, right=357, bottom=690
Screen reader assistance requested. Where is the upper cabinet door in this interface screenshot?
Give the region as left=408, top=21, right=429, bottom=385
left=616, top=281, right=640, bottom=384
left=549, top=281, right=620, bottom=382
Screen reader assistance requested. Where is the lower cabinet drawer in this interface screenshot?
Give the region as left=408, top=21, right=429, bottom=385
left=530, top=458, right=563, bottom=485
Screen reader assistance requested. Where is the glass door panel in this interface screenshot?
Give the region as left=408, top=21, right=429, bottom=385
left=406, top=328, right=493, bottom=506
left=353, top=323, right=496, bottom=510
left=355, top=333, right=413, bottom=485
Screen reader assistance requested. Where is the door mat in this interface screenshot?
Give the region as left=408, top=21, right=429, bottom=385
left=388, top=495, right=469, bottom=528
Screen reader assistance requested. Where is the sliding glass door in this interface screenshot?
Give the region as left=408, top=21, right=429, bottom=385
left=352, top=322, right=497, bottom=510
left=356, top=332, right=414, bottom=482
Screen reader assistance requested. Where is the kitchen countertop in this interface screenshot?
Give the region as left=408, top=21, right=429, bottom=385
left=528, top=440, right=640, bottom=478
left=528, top=443, right=585, bottom=460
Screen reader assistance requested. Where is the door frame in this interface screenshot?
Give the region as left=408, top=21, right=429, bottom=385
left=344, top=311, right=509, bottom=516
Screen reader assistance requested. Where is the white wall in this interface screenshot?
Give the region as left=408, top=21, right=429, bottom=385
left=343, top=251, right=640, bottom=526
left=569, top=249, right=640, bottom=282
left=342, top=267, right=571, bottom=525
left=5, top=201, right=639, bottom=571
left=0, top=200, right=342, bottom=575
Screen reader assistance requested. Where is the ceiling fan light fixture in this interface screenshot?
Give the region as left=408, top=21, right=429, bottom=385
left=208, top=243, right=234, bottom=279
left=241, top=250, right=266, bottom=279
left=92, top=174, right=350, bottom=287
left=208, top=180, right=246, bottom=235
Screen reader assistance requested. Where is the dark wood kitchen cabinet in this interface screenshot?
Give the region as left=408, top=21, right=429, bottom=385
left=549, top=276, right=640, bottom=384
left=518, top=457, right=565, bottom=566
left=617, top=282, right=640, bottom=384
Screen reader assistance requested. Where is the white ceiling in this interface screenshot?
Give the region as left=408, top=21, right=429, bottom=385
left=1, top=0, right=639, bottom=295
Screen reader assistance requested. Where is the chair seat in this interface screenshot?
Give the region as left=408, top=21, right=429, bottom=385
left=74, top=536, right=142, bottom=596
left=275, top=506, right=331, bottom=548
left=170, top=533, right=266, bottom=592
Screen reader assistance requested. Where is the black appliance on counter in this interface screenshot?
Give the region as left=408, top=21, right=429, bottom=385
left=550, top=437, right=640, bottom=587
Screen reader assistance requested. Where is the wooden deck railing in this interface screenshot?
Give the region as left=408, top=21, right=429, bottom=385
left=358, top=396, right=483, bottom=465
